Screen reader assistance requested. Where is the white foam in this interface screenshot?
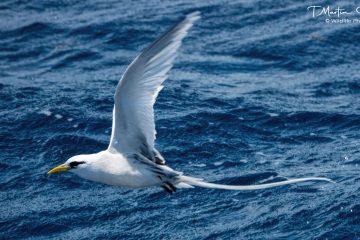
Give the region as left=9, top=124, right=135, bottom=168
left=268, top=112, right=279, bottom=117
left=192, top=163, right=206, bottom=168
left=39, top=109, right=52, bottom=117
left=55, top=114, right=63, bottom=119
left=239, top=159, right=248, bottom=163
left=214, top=161, right=223, bottom=166
left=255, top=152, right=266, bottom=156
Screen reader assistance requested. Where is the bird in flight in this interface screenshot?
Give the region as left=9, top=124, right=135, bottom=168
left=48, top=11, right=332, bottom=194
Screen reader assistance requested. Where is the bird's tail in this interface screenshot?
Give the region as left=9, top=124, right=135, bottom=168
left=177, top=175, right=334, bottom=190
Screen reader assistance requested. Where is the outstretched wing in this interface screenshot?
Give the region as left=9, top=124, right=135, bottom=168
left=108, top=12, right=200, bottom=163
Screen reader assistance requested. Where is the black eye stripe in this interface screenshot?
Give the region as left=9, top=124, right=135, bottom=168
left=70, top=161, right=86, bottom=168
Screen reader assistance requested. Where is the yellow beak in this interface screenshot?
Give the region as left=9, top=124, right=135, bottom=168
left=47, top=164, right=71, bottom=174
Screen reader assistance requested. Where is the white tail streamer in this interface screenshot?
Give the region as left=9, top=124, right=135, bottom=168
left=179, top=176, right=334, bottom=190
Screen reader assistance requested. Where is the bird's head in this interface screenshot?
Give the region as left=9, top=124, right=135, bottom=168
left=47, top=155, right=87, bottom=175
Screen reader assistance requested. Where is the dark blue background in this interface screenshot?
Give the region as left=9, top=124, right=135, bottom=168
left=1, top=0, right=360, bottom=239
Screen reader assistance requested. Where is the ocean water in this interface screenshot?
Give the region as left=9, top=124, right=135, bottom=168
left=1, top=0, right=360, bottom=239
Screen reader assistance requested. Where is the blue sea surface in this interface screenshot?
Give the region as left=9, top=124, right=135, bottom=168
left=1, top=0, right=360, bottom=239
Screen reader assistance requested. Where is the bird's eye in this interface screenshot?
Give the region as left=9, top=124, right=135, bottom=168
left=69, top=161, right=86, bottom=168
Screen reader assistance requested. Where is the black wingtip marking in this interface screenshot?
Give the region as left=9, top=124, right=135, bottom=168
left=162, top=182, right=176, bottom=194
left=162, top=185, right=173, bottom=194
left=167, top=182, right=177, bottom=192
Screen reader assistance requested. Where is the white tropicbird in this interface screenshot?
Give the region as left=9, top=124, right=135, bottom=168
left=48, top=12, right=332, bottom=194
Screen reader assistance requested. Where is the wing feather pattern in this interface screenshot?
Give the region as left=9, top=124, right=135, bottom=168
left=108, top=12, right=200, bottom=163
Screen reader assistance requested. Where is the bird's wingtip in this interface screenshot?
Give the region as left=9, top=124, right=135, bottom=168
left=186, top=11, right=201, bottom=21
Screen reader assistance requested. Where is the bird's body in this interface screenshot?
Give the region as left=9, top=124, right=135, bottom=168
left=68, top=151, right=162, bottom=188
left=48, top=11, right=332, bottom=193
